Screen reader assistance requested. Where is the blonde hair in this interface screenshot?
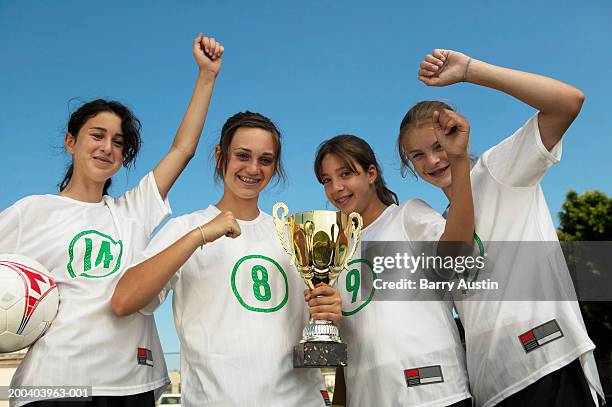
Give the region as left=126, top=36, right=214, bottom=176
left=397, top=100, right=454, bottom=177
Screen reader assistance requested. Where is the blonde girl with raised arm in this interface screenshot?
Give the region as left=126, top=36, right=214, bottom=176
left=398, top=49, right=604, bottom=407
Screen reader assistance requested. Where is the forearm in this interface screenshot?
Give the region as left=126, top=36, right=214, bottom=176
left=441, top=156, right=474, bottom=243
left=152, top=70, right=217, bottom=198
left=467, top=59, right=583, bottom=117
left=172, top=70, right=217, bottom=156
left=111, top=228, right=203, bottom=316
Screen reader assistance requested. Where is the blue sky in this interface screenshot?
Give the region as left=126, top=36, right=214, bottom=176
left=1, top=1, right=611, bottom=368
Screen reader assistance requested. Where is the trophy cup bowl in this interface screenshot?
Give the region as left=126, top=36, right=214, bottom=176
left=273, top=202, right=362, bottom=367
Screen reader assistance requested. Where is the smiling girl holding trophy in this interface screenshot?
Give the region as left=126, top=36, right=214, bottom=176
left=398, top=49, right=604, bottom=406
left=113, top=111, right=341, bottom=406
left=312, top=126, right=474, bottom=406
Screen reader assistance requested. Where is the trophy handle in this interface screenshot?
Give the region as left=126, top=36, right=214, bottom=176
left=272, top=202, right=296, bottom=265
left=344, top=212, right=363, bottom=269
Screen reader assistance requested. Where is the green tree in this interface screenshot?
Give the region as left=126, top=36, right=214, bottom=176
left=557, top=189, right=611, bottom=400
left=558, top=190, right=612, bottom=241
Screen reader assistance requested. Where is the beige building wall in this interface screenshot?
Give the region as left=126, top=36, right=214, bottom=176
left=166, top=370, right=181, bottom=394
left=0, top=351, right=25, bottom=407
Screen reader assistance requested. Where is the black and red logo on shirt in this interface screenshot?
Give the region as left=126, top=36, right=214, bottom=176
left=519, top=319, right=564, bottom=353
left=137, top=347, right=153, bottom=367
left=404, top=365, right=444, bottom=387
left=320, top=390, right=331, bottom=406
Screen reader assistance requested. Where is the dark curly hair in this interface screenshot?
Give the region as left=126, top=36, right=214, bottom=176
left=59, top=99, right=142, bottom=195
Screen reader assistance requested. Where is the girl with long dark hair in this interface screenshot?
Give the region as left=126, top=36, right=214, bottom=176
left=0, top=33, right=224, bottom=406
left=313, top=134, right=474, bottom=406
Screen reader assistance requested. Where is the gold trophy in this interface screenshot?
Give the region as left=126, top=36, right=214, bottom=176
left=273, top=202, right=362, bottom=367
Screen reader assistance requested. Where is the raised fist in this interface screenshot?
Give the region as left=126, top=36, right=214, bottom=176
left=418, top=49, right=471, bottom=87
left=200, top=211, right=241, bottom=243
left=193, top=33, right=224, bottom=76
left=432, top=109, right=470, bottom=159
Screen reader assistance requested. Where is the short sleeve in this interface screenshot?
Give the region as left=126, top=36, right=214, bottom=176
left=482, top=113, right=563, bottom=187
left=110, top=172, right=172, bottom=237
left=400, top=199, right=446, bottom=242
left=133, top=216, right=191, bottom=315
left=0, top=204, right=22, bottom=253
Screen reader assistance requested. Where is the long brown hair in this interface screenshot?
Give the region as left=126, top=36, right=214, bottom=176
left=314, top=135, right=398, bottom=206
left=60, top=99, right=142, bottom=195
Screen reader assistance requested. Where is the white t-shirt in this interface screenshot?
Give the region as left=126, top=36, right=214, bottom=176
left=455, top=114, right=604, bottom=406
left=135, top=205, right=328, bottom=407
left=337, top=201, right=471, bottom=407
left=0, top=173, right=171, bottom=406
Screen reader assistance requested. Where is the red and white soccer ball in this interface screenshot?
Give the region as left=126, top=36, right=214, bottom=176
left=0, top=254, right=59, bottom=353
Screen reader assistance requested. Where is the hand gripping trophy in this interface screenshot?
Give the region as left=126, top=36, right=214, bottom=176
left=273, top=202, right=362, bottom=368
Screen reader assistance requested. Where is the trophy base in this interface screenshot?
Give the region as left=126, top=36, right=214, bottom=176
left=293, top=341, right=347, bottom=368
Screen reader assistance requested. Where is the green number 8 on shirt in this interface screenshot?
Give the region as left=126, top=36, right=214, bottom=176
left=231, top=254, right=289, bottom=313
